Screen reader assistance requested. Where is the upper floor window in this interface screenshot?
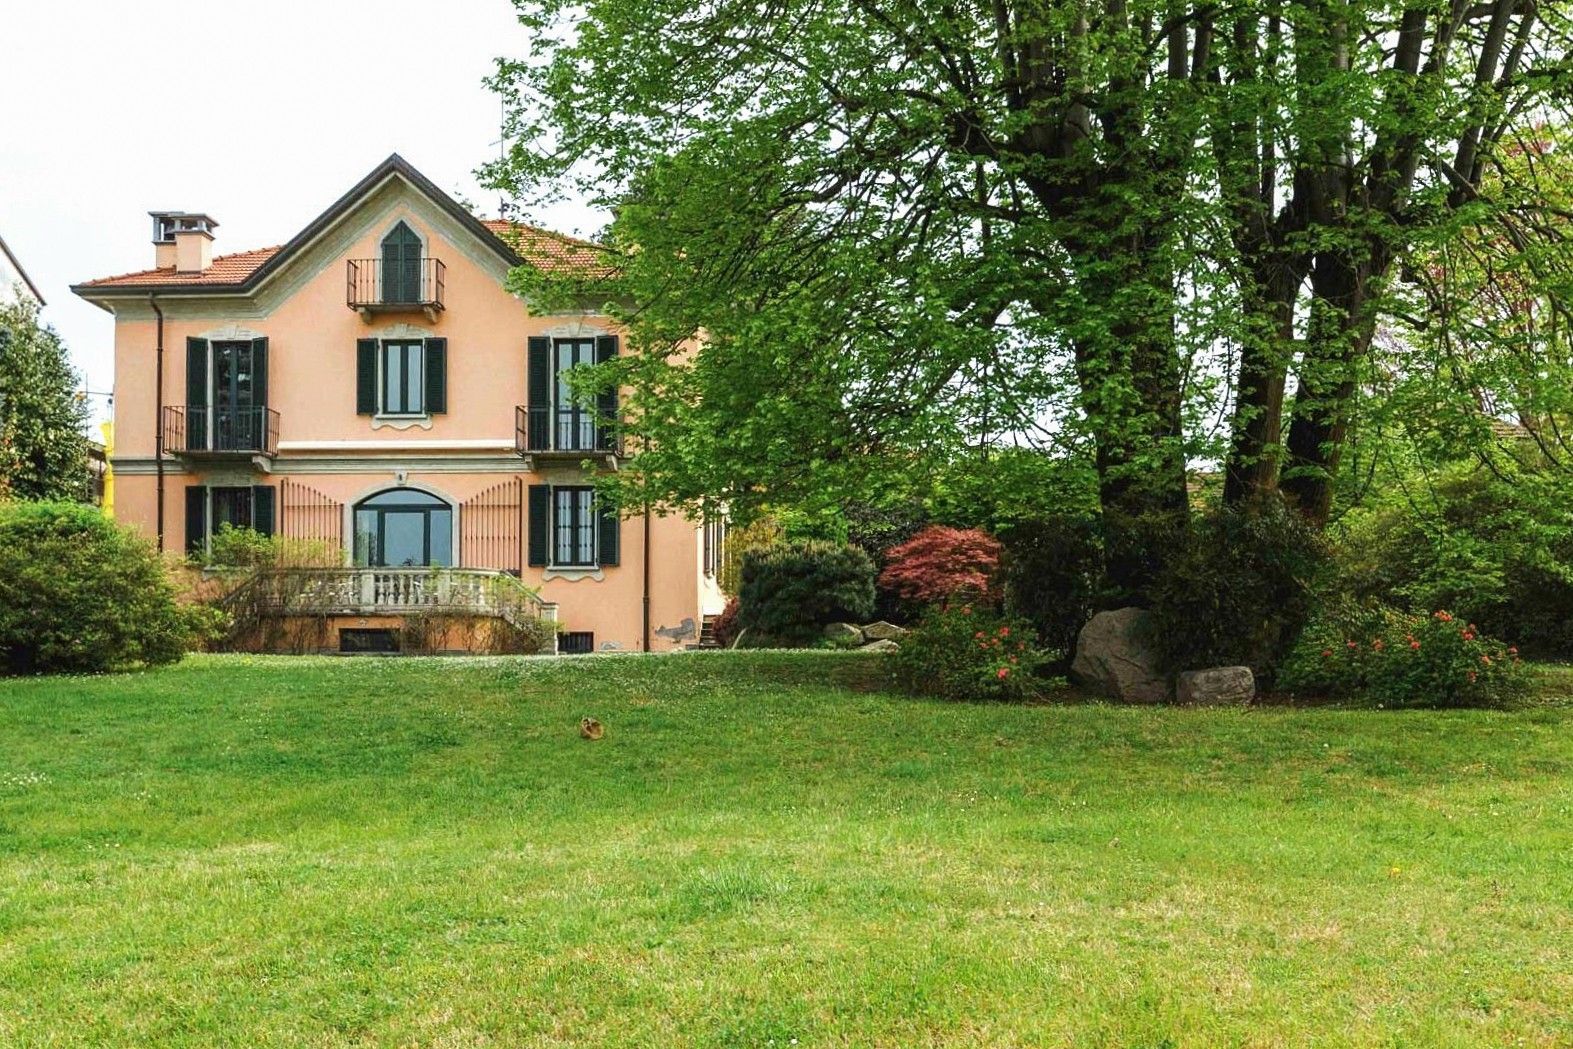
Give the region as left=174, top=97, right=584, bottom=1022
left=381, top=222, right=423, bottom=304
left=356, top=337, right=446, bottom=418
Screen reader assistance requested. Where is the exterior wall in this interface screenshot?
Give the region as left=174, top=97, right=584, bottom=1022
left=101, top=178, right=714, bottom=653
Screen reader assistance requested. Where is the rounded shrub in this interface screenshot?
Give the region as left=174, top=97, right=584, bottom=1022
left=737, top=541, right=875, bottom=646
left=0, top=501, right=195, bottom=674
left=889, top=604, right=1048, bottom=701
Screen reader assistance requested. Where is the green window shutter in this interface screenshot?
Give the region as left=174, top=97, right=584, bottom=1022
left=424, top=338, right=447, bottom=413
left=186, top=337, right=208, bottom=451
left=597, top=501, right=620, bottom=566
left=527, top=336, right=551, bottom=450
left=184, top=486, right=207, bottom=555
left=356, top=339, right=378, bottom=414
left=251, top=485, right=276, bottom=537
left=527, top=484, right=550, bottom=567
left=595, top=334, right=619, bottom=451
left=252, top=337, right=269, bottom=409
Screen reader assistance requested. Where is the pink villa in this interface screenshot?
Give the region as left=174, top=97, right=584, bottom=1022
left=73, top=155, right=726, bottom=654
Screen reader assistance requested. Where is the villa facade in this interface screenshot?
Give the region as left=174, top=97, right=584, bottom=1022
left=73, top=155, right=725, bottom=653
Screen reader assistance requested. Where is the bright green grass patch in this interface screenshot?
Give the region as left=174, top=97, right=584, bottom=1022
left=1, top=652, right=1570, bottom=1047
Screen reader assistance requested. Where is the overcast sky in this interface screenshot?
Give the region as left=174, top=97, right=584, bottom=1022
left=1, top=0, right=599, bottom=426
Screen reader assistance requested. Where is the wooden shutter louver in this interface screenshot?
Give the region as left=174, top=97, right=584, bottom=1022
left=595, top=334, right=619, bottom=452
left=597, top=500, right=620, bottom=567
left=527, top=484, right=550, bottom=567
left=356, top=338, right=378, bottom=414
left=526, top=336, right=551, bottom=450
left=186, top=337, right=208, bottom=451
left=251, top=485, right=276, bottom=537
left=184, top=486, right=206, bottom=554
left=424, top=337, right=447, bottom=414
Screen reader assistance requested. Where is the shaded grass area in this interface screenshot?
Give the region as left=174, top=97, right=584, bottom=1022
left=1, top=652, right=1570, bottom=1046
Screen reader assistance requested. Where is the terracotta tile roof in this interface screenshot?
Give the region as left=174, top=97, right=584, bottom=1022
left=75, top=246, right=282, bottom=289
left=482, top=220, right=614, bottom=278
left=76, top=221, right=611, bottom=291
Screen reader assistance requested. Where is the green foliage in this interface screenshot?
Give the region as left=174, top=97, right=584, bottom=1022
left=1146, top=503, right=1329, bottom=680
left=888, top=605, right=1049, bottom=701
left=1280, top=607, right=1532, bottom=709
left=998, top=514, right=1103, bottom=667
left=201, top=524, right=340, bottom=570
left=711, top=596, right=741, bottom=649
left=737, top=541, right=875, bottom=646
left=0, top=501, right=193, bottom=674
left=1331, top=466, right=1573, bottom=659
left=0, top=298, right=89, bottom=502
left=717, top=516, right=784, bottom=597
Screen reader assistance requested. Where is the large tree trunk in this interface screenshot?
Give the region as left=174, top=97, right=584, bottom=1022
left=1223, top=257, right=1303, bottom=505
left=1280, top=250, right=1379, bottom=525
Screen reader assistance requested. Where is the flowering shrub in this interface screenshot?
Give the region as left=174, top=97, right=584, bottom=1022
left=878, top=526, right=1002, bottom=606
left=888, top=604, right=1048, bottom=701
left=711, top=596, right=742, bottom=648
left=1280, top=607, right=1531, bottom=707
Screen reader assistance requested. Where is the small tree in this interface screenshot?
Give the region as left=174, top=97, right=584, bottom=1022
left=0, top=299, right=89, bottom=502
left=0, top=501, right=193, bottom=674
left=878, top=526, right=1001, bottom=608
left=737, top=541, right=875, bottom=645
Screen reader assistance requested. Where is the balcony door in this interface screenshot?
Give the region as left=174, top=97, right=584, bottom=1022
left=555, top=338, right=596, bottom=450
left=353, top=489, right=453, bottom=568
left=211, top=340, right=259, bottom=452
left=381, top=222, right=422, bottom=304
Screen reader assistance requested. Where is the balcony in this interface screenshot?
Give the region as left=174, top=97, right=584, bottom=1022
left=345, top=257, right=446, bottom=319
left=163, top=405, right=280, bottom=459
left=515, top=405, right=621, bottom=462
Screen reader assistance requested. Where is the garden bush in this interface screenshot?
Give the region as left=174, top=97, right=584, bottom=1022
left=998, top=513, right=1102, bottom=668
left=878, top=525, right=1001, bottom=609
left=737, top=541, right=876, bottom=645
left=1332, top=467, right=1573, bottom=659
left=889, top=604, right=1049, bottom=701
left=1146, top=502, right=1328, bottom=682
left=711, top=596, right=742, bottom=648
left=0, top=501, right=196, bottom=674
left=1279, top=606, right=1531, bottom=707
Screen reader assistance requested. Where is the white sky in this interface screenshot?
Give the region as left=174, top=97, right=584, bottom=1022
left=0, top=0, right=601, bottom=426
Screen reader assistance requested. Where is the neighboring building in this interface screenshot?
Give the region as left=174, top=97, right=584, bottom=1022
left=73, top=154, right=725, bottom=653
left=0, top=231, right=45, bottom=307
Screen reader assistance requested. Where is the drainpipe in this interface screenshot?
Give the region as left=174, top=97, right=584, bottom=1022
left=150, top=296, right=165, bottom=552
left=642, top=502, right=652, bottom=652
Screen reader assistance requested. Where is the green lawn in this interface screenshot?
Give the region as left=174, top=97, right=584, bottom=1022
left=1, top=654, right=1570, bottom=1047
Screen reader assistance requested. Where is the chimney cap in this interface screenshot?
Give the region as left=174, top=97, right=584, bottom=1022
left=150, top=212, right=219, bottom=244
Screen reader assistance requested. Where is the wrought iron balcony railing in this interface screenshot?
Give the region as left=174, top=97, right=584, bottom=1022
left=345, top=257, right=446, bottom=312
left=515, top=405, right=621, bottom=457
left=162, top=405, right=280, bottom=457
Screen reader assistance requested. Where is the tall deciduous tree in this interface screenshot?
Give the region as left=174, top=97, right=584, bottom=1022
left=0, top=298, right=89, bottom=502
left=485, top=0, right=1571, bottom=584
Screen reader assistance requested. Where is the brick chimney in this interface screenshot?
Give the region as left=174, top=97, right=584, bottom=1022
left=150, top=212, right=219, bottom=273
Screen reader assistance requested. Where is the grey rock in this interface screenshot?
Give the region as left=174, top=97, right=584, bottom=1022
left=824, top=622, right=866, bottom=644
left=1070, top=607, right=1169, bottom=703
left=861, top=620, right=908, bottom=641
left=861, top=638, right=901, bottom=653
left=1176, top=666, right=1255, bottom=705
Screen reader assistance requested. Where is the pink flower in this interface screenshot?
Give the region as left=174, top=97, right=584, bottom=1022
left=1372, top=639, right=1385, bottom=651
left=1410, top=641, right=1421, bottom=650
left=1321, top=648, right=1333, bottom=658
left=996, top=667, right=1010, bottom=680
left=998, top=627, right=1010, bottom=638
left=974, top=631, right=985, bottom=639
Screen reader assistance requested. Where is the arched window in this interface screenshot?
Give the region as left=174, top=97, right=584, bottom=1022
left=353, top=488, right=453, bottom=567
left=380, top=221, right=422, bottom=304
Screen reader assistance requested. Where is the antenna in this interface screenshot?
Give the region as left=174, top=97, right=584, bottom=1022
left=493, top=96, right=512, bottom=220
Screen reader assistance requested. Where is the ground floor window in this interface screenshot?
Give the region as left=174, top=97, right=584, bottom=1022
left=352, top=488, right=453, bottom=567
left=185, top=484, right=275, bottom=555
left=553, top=486, right=597, bottom=567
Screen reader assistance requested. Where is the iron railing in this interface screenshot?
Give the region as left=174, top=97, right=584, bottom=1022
left=515, top=404, right=620, bottom=456
left=346, top=257, right=446, bottom=310
left=162, top=405, right=280, bottom=456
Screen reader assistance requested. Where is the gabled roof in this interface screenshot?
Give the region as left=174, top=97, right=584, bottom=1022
left=71, top=154, right=611, bottom=303
left=0, top=232, right=46, bottom=305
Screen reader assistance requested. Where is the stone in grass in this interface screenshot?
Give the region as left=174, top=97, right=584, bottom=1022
left=1176, top=666, right=1255, bottom=705
left=861, top=638, right=901, bottom=653
left=1070, top=607, right=1169, bottom=704
left=824, top=622, right=866, bottom=644
left=861, top=621, right=908, bottom=642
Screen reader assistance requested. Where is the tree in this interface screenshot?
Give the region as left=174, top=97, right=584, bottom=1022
left=0, top=298, right=88, bottom=502
left=484, top=0, right=1571, bottom=588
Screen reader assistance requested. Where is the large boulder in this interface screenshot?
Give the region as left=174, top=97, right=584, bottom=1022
left=1176, top=666, right=1255, bottom=705
left=824, top=622, right=866, bottom=645
left=862, top=620, right=908, bottom=641
left=861, top=638, right=901, bottom=653
left=1070, top=608, right=1169, bottom=703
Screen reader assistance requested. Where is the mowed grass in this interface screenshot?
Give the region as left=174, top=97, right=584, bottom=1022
left=1, top=654, right=1570, bottom=1047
